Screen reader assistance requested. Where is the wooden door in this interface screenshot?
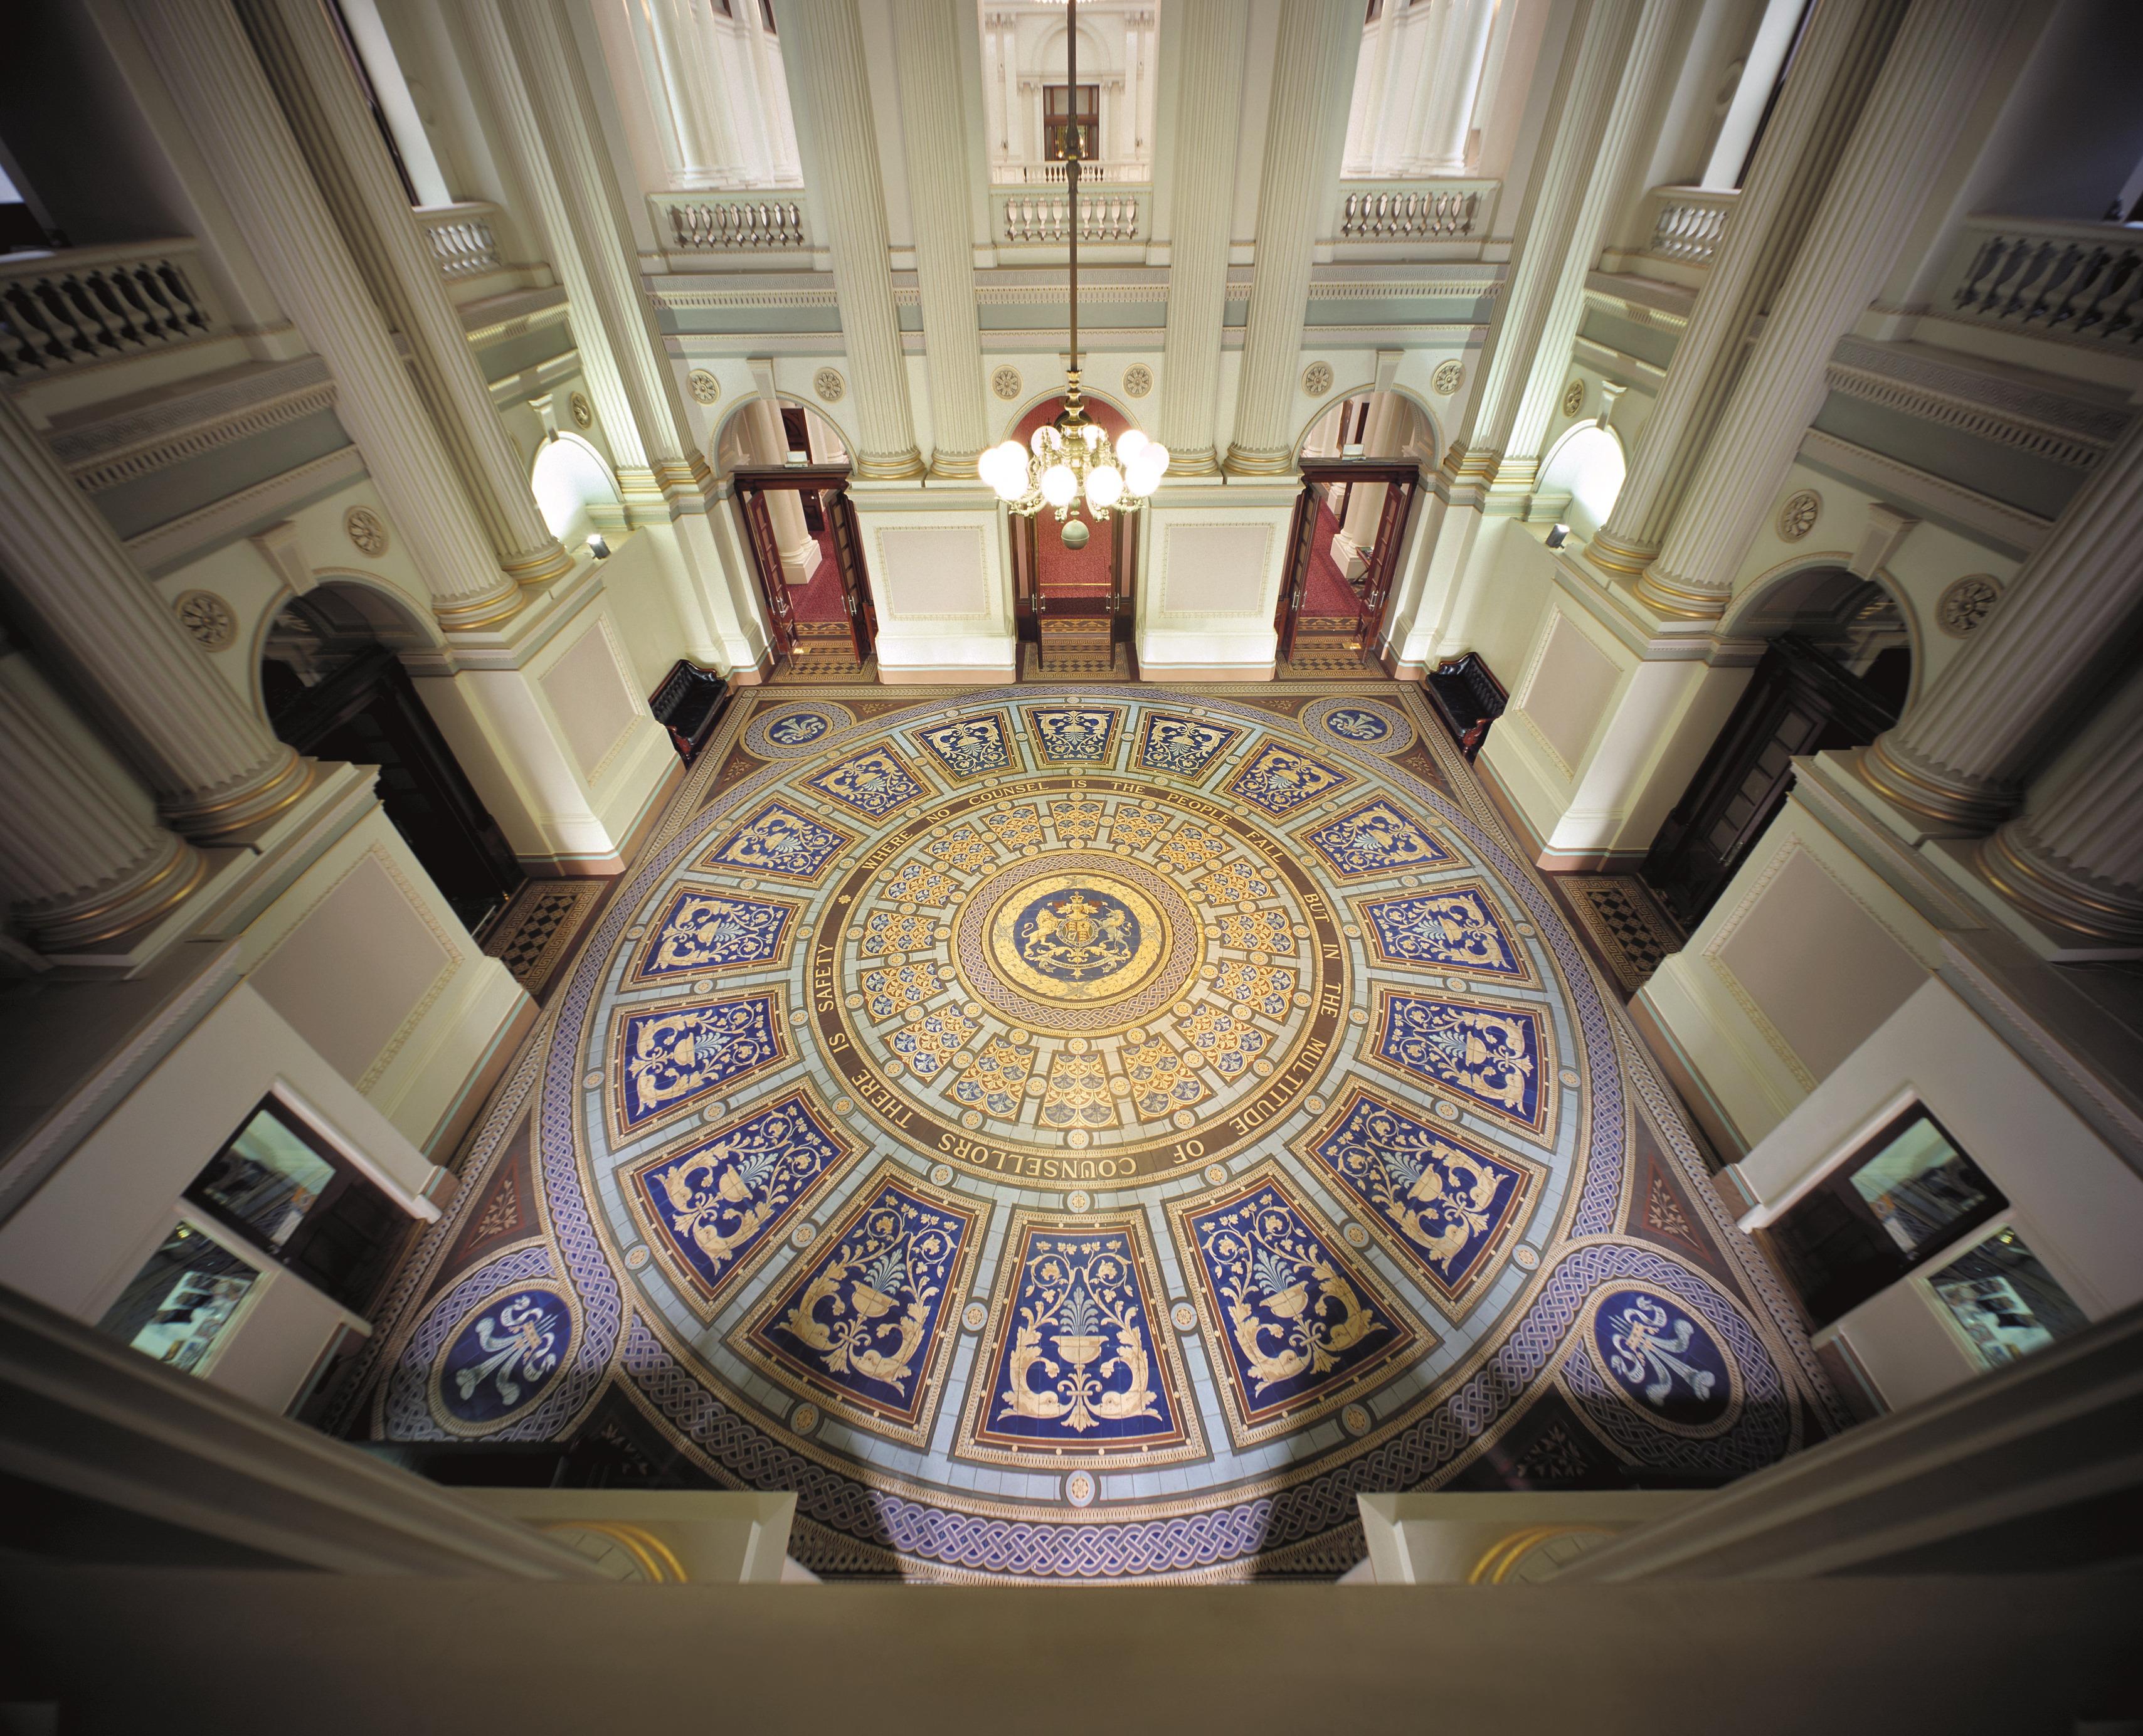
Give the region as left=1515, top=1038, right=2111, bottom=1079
left=825, top=488, right=875, bottom=664
left=1275, top=482, right=1319, bottom=663
left=738, top=486, right=796, bottom=659
left=1643, top=635, right=1902, bottom=929
left=1359, top=475, right=1415, bottom=645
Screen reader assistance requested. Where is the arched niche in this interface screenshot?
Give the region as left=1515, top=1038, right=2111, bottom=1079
left=530, top=432, right=624, bottom=549
left=1724, top=559, right=1920, bottom=716
left=1533, top=423, right=1627, bottom=541
left=1293, top=388, right=1440, bottom=469
left=712, top=395, right=852, bottom=479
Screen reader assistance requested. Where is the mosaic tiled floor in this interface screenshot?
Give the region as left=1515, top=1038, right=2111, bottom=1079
left=1554, top=875, right=1685, bottom=997
left=345, top=683, right=1840, bottom=1580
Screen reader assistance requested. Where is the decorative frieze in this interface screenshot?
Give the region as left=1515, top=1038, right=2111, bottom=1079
left=1823, top=334, right=2127, bottom=472
left=48, top=356, right=337, bottom=493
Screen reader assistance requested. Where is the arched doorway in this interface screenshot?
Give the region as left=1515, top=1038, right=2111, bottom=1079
left=261, top=584, right=523, bottom=934
left=1008, top=393, right=1141, bottom=678
left=1643, top=568, right=1913, bottom=929
left=1276, top=390, right=1434, bottom=675
left=718, top=400, right=874, bottom=680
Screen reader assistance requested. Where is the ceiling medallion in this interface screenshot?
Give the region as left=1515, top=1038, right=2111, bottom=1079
left=1121, top=363, right=1153, bottom=398
left=1432, top=359, right=1464, bottom=396
left=991, top=364, right=1023, bottom=401
left=173, top=589, right=237, bottom=651
left=1301, top=361, right=1334, bottom=398
left=813, top=368, right=845, bottom=403
left=1776, top=489, right=1821, bottom=541
left=570, top=391, right=593, bottom=429
left=1937, top=574, right=2001, bottom=638
left=687, top=368, right=721, bottom=405
left=982, top=0, right=1167, bottom=529
left=343, top=505, right=388, bottom=557
left=1561, top=379, right=1585, bottom=418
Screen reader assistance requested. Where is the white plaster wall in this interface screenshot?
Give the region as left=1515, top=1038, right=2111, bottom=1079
left=852, top=495, right=1015, bottom=681
left=1136, top=492, right=1295, bottom=675
left=1730, top=977, right=2143, bottom=1412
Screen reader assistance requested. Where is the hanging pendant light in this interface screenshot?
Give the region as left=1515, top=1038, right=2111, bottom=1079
left=985, top=0, right=1167, bottom=523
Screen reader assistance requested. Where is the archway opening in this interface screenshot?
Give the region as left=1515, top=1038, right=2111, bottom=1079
left=722, top=400, right=870, bottom=679
left=1644, top=568, right=1913, bottom=929
left=530, top=433, right=623, bottom=551
left=1009, top=393, right=1139, bottom=677
left=262, top=583, right=524, bottom=934
left=1534, top=423, right=1626, bottom=543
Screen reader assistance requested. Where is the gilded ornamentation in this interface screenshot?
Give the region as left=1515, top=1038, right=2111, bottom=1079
left=916, top=711, right=1013, bottom=779
left=1937, top=573, right=2000, bottom=637
left=1212, top=960, right=1295, bottom=1017
left=981, top=805, right=1044, bottom=850
left=343, top=505, right=388, bottom=556
left=173, top=589, right=237, bottom=650
left=884, top=860, right=956, bottom=905
left=630, top=888, right=798, bottom=984
left=889, top=1007, right=978, bottom=1079
left=701, top=802, right=851, bottom=884
left=1174, top=1174, right=1415, bottom=1442
left=860, top=909, right=938, bottom=957
left=1134, top=712, right=1241, bottom=779
left=1775, top=489, right=1821, bottom=541
left=610, top=992, right=788, bottom=1133
left=1042, top=1051, right=1118, bottom=1130
left=1023, top=704, right=1121, bottom=763
left=1369, top=990, right=1550, bottom=1135
left=1049, top=798, right=1104, bottom=846
left=1301, top=1089, right=1538, bottom=1308
left=949, top=1034, right=1035, bottom=1117
left=1224, top=743, right=1355, bottom=818
left=1357, top=885, right=1527, bottom=979
left=687, top=369, right=721, bottom=405
left=991, top=365, right=1022, bottom=401
left=743, top=1172, right=978, bottom=1442
left=812, top=367, right=845, bottom=402
left=926, top=827, right=998, bottom=873
left=862, top=961, right=945, bottom=1020
left=1121, top=363, right=1153, bottom=399
left=1431, top=359, right=1464, bottom=397
left=808, top=744, right=928, bottom=818
left=629, top=1090, right=850, bottom=1313
left=1301, top=361, right=1334, bottom=398
left=1119, top=1037, right=1210, bottom=1118
left=1304, top=799, right=1452, bottom=880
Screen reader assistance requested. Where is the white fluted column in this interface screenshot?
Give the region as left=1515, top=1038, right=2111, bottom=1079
left=1592, top=0, right=1909, bottom=585
left=1865, top=415, right=2143, bottom=830
left=0, top=393, right=307, bottom=841
left=645, top=0, right=729, bottom=184
left=1979, top=666, right=2143, bottom=943
left=1635, top=0, right=2008, bottom=617
left=1224, top=0, right=1360, bottom=475
left=1154, top=0, right=1246, bottom=475
left=1413, top=0, right=1495, bottom=173
left=893, top=0, right=991, bottom=478
left=239, top=0, right=573, bottom=591
left=129, top=0, right=519, bottom=631
left=0, top=638, right=206, bottom=951
left=772, top=0, right=922, bottom=478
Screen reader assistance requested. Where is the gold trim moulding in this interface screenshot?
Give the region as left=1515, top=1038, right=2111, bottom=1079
left=19, top=833, right=208, bottom=950
left=433, top=583, right=526, bottom=633
left=1858, top=738, right=2016, bottom=832
left=1978, top=825, right=2143, bottom=944
left=503, top=539, right=578, bottom=588
left=161, top=749, right=314, bottom=840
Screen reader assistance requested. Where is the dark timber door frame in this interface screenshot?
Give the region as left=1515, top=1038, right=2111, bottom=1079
left=1276, top=459, right=1419, bottom=666
left=1642, top=633, right=1902, bottom=930
left=733, top=465, right=872, bottom=668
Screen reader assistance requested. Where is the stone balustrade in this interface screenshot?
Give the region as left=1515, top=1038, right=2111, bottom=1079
left=0, top=241, right=220, bottom=377
left=651, top=191, right=810, bottom=254
left=1639, top=184, right=1737, bottom=266
left=415, top=201, right=505, bottom=278
left=996, top=159, right=1145, bottom=187
left=994, top=187, right=1150, bottom=246
left=1335, top=180, right=1496, bottom=242
left=1940, top=215, right=2143, bottom=350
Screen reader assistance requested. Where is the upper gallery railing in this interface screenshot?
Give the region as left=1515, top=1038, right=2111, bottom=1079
left=994, top=186, right=1150, bottom=246
left=1637, top=185, right=1737, bottom=267
left=0, top=240, right=220, bottom=378
left=1939, top=216, right=2143, bottom=350
left=994, top=159, right=1146, bottom=188
left=416, top=202, right=505, bottom=278
left=650, top=191, right=812, bottom=255
left=1335, top=179, right=1499, bottom=243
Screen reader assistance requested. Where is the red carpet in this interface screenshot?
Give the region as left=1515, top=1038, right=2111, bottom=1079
left=786, top=520, right=847, bottom=622
left=1301, top=502, right=1360, bottom=620
left=1037, top=514, right=1114, bottom=600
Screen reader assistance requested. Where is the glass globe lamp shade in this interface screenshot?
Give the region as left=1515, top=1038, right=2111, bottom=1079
left=1040, top=463, right=1077, bottom=507
left=1126, top=447, right=1168, bottom=497
left=1084, top=463, right=1124, bottom=509
left=1114, top=428, right=1150, bottom=468
left=1031, top=425, right=1062, bottom=456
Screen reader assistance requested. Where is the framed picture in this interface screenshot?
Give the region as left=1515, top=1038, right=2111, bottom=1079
left=1924, top=1225, right=2087, bottom=1373
left=184, top=1095, right=410, bottom=1317
left=95, top=1220, right=262, bottom=1377
left=1765, top=1103, right=2006, bottom=1330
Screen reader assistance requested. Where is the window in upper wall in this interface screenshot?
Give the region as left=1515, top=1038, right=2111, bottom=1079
left=184, top=1096, right=410, bottom=1317
left=980, top=3, right=1159, bottom=187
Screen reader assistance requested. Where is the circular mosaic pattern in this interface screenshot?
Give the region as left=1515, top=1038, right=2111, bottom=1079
left=371, top=687, right=1831, bottom=1582
left=1301, top=361, right=1334, bottom=397
left=990, top=365, right=1022, bottom=401
left=1937, top=573, right=2001, bottom=638
left=1776, top=489, right=1821, bottom=541
left=1121, top=363, right=1153, bottom=399
left=173, top=589, right=237, bottom=651
left=344, top=505, right=388, bottom=557
left=428, top=1283, right=574, bottom=1437
left=1561, top=379, right=1585, bottom=419
left=687, top=369, right=721, bottom=405
left=813, top=368, right=845, bottom=403
left=1304, top=697, right=1416, bottom=756
left=743, top=700, right=857, bottom=760
left=1432, top=359, right=1464, bottom=396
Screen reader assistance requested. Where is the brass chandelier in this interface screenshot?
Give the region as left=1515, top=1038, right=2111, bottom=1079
left=980, top=0, right=1167, bottom=547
